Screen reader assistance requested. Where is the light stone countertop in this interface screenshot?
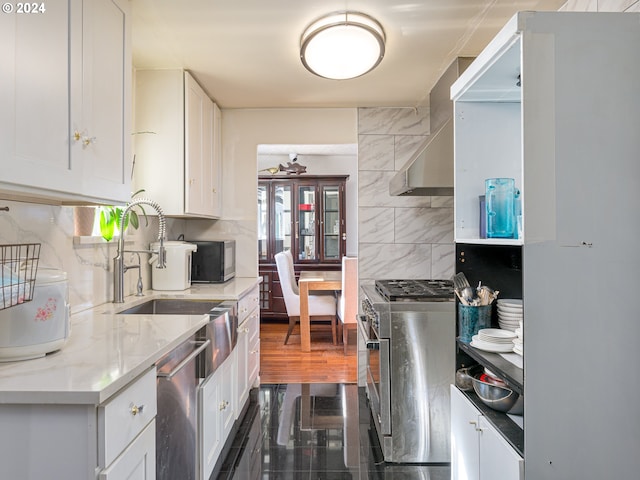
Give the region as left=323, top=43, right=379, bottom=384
left=0, top=277, right=260, bottom=405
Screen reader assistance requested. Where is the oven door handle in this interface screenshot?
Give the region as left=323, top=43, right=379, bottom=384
left=357, top=315, right=380, bottom=350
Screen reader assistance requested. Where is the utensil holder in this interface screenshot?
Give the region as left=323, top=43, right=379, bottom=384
left=458, top=304, right=492, bottom=343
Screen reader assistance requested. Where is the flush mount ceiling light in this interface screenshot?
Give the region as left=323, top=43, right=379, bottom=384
left=300, top=11, right=386, bottom=80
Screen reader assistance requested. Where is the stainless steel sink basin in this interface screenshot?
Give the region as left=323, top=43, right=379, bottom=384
left=116, top=299, right=222, bottom=315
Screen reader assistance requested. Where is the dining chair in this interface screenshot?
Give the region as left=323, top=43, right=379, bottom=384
left=337, top=256, right=358, bottom=355
left=275, top=250, right=337, bottom=345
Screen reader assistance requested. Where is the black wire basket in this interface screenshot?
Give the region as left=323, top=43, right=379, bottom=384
left=0, top=243, right=41, bottom=310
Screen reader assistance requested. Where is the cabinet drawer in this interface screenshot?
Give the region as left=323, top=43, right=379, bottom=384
left=99, top=367, right=157, bottom=468
left=239, top=286, right=259, bottom=322
left=248, top=310, right=260, bottom=346
left=248, top=339, right=260, bottom=385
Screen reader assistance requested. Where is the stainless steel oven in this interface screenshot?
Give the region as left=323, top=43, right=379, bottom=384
left=361, top=280, right=455, bottom=464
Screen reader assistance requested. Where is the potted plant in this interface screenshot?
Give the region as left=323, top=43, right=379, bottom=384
left=99, top=189, right=148, bottom=241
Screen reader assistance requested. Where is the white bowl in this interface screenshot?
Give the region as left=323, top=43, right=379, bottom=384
left=498, top=310, right=524, bottom=322
left=497, top=305, right=523, bottom=314
left=497, top=298, right=522, bottom=307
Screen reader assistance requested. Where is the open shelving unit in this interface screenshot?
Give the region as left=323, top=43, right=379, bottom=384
left=451, top=11, right=640, bottom=480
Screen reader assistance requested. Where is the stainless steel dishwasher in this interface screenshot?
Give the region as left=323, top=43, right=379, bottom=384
left=155, top=301, right=237, bottom=480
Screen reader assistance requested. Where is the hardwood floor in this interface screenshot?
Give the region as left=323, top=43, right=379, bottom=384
left=259, top=321, right=357, bottom=384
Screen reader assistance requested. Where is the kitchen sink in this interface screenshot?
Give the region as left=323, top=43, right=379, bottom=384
left=116, top=299, right=222, bottom=315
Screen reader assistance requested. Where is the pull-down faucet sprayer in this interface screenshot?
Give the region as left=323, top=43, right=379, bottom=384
left=113, top=198, right=166, bottom=303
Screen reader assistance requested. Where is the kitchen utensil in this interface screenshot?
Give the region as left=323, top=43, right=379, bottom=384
left=455, top=364, right=483, bottom=391
left=476, top=282, right=499, bottom=305
left=472, top=374, right=521, bottom=413
left=461, top=286, right=475, bottom=305
left=458, top=304, right=492, bottom=343
left=453, top=272, right=471, bottom=291
left=454, top=289, right=468, bottom=305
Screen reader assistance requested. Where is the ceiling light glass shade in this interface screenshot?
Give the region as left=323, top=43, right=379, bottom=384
left=300, top=11, right=386, bottom=80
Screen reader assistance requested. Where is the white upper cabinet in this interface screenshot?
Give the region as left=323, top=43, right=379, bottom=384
left=133, top=69, right=222, bottom=218
left=452, top=11, right=640, bottom=248
left=0, top=0, right=131, bottom=205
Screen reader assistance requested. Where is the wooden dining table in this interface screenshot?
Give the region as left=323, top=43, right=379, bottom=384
left=298, top=270, right=342, bottom=352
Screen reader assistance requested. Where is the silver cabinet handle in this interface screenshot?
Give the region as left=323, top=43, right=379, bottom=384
left=157, top=339, right=210, bottom=380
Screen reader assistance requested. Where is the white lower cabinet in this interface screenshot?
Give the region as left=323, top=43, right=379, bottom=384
left=451, top=386, right=523, bottom=480
left=248, top=314, right=260, bottom=389
left=0, top=367, right=156, bottom=480
left=235, top=286, right=260, bottom=416
left=199, top=354, right=235, bottom=480
left=98, top=421, right=155, bottom=480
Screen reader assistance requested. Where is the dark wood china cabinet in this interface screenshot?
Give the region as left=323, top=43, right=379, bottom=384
left=258, top=175, right=347, bottom=320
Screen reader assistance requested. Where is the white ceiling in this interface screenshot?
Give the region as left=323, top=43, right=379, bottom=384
left=131, top=0, right=566, bottom=110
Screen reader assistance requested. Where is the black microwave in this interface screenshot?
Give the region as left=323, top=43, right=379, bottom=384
left=189, top=240, right=236, bottom=283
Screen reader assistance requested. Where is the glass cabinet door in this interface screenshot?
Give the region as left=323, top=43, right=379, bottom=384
left=273, top=183, right=292, bottom=257
left=321, top=185, right=341, bottom=260
left=258, top=184, right=268, bottom=261
left=297, top=185, right=316, bottom=261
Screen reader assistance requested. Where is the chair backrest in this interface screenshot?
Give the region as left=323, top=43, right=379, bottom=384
left=339, top=256, right=358, bottom=324
left=275, top=250, right=300, bottom=316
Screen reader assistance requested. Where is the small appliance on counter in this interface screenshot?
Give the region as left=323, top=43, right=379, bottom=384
left=150, top=241, right=197, bottom=291
left=189, top=240, right=236, bottom=283
left=0, top=267, right=70, bottom=361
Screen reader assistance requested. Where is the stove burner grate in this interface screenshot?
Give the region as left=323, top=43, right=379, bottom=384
left=375, top=279, right=454, bottom=302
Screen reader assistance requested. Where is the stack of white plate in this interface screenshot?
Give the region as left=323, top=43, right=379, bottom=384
left=470, top=328, right=518, bottom=353
left=497, top=299, right=523, bottom=332
left=513, top=321, right=524, bottom=356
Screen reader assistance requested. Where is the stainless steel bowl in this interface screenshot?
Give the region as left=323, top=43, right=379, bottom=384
left=471, top=374, right=522, bottom=414
left=455, top=365, right=483, bottom=391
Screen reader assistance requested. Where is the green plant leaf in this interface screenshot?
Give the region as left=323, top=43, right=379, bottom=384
left=129, top=211, right=140, bottom=230
left=99, top=208, right=115, bottom=241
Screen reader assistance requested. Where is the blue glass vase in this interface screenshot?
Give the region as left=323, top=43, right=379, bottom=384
left=485, top=178, right=516, bottom=238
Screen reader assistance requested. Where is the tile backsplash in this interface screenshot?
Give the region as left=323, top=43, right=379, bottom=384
left=357, top=107, right=455, bottom=285
left=0, top=200, right=185, bottom=314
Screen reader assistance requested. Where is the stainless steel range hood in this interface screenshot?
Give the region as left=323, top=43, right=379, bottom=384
left=389, top=57, right=474, bottom=196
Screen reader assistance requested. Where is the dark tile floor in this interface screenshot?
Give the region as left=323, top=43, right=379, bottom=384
left=215, top=384, right=451, bottom=479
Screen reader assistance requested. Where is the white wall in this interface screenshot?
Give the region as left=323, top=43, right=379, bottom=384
left=185, top=108, right=358, bottom=277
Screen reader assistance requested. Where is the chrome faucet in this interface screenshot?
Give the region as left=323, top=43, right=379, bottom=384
left=113, top=198, right=167, bottom=303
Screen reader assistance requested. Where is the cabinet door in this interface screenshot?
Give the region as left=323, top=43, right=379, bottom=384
left=199, top=370, right=223, bottom=480
left=258, top=184, right=269, bottom=261
left=185, top=71, right=214, bottom=217
left=320, top=182, right=344, bottom=261
left=247, top=311, right=260, bottom=388
left=0, top=0, right=81, bottom=196
left=0, top=0, right=130, bottom=204
left=211, top=103, right=222, bottom=217
left=451, top=386, right=480, bottom=480
left=236, top=319, right=250, bottom=415
left=80, top=0, right=131, bottom=203
left=220, top=355, right=235, bottom=440
left=99, top=421, right=156, bottom=480
left=296, top=183, right=317, bottom=261
left=273, top=182, right=293, bottom=259
left=478, top=416, right=523, bottom=480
